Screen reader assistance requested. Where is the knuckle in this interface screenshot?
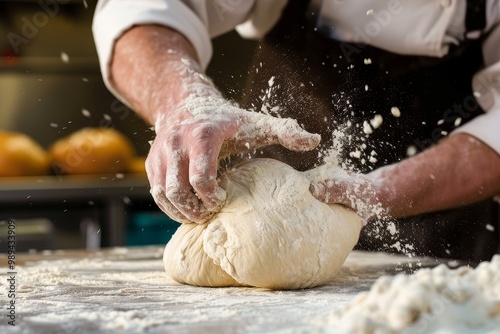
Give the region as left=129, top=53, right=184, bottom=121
left=151, top=187, right=176, bottom=213
left=191, top=124, right=216, bottom=141
left=190, top=174, right=215, bottom=190
left=165, top=185, right=183, bottom=202
left=165, top=133, right=182, bottom=150
left=150, top=184, right=193, bottom=224
left=311, top=182, right=326, bottom=198
left=150, top=185, right=165, bottom=200
left=150, top=186, right=166, bottom=205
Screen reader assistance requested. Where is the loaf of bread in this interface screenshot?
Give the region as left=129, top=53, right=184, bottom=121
left=129, top=156, right=147, bottom=174
left=49, top=127, right=135, bottom=175
left=0, top=131, right=49, bottom=177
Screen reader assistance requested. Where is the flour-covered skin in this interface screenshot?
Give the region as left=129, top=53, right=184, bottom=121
left=110, top=25, right=320, bottom=224
left=148, top=97, right=320, bottom=224
left=310, top=134, right=500, bottom=224
left=308, top=166, right=385, bottom=224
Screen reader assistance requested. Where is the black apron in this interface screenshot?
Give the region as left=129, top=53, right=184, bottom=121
left=239, top=0, right=499, bottom=263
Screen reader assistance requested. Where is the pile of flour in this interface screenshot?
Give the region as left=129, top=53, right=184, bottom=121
left=328, top=255, right=500, bottom=333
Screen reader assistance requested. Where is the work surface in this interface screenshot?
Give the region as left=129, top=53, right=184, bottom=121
left=0, top=246, right=442, bottom=334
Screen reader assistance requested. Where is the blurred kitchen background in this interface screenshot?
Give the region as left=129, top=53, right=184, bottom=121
left=0, top=0, right=257, bottom=252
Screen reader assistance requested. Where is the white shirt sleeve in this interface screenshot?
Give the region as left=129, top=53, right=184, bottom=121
left=92, top=0, right=256, bottom=94
left=235, top=0, right=287, bottom=39
left=453, top=13, right=500, bottom=154
left=92, top=0, right=500, bottom=156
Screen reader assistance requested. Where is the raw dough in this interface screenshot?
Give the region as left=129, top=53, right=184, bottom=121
left=164, top=158, right=362, bottom=289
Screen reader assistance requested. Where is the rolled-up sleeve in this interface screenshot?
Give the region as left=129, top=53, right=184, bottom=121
left=453, top=21, right=500, bottom=154
left=92, top=0, right=255, bottom=92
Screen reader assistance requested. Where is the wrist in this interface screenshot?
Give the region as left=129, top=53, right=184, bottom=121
left=366, top=165, right=399, bottom=219
left=153, top=92, right=234, bottom=136
left=110, top=25, right=220, bottom=125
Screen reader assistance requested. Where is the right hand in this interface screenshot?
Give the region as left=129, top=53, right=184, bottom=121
left=108, top=26, right=320, bottom=224
left=146, top=97, right=321, bottom=224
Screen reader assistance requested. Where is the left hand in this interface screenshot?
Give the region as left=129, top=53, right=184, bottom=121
left=309, top=134, right=500, bottom=221
left=307, top=166, right=387, bottom=222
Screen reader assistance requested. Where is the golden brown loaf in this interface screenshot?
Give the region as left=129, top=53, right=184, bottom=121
left=0, top=131, right=49, bottom=177
left=49, top=127, right=135, bottom=175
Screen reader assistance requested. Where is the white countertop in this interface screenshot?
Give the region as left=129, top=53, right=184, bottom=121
left=0, top=247, right=441, bottom=334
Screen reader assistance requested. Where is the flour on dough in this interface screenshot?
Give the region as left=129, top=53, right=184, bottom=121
left=163, top=158, right=362, bottom=289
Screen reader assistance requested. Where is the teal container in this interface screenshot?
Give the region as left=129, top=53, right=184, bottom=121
left=126, top=212, right=180, bottom=246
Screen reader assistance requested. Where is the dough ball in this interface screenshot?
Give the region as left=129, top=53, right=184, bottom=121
left=0, top=131, right=49, bottom=177
left=49, top=127, right=135, bottom=175
left=164, top=158, right=362, bottom=289
left=164, top=223, right=243, bottom=287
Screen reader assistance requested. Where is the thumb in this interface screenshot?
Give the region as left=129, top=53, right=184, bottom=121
left=247, top=114, right=321, bottom=151
left=310, top=180, right=348, bottom=204
left=273, top=118, right=321, bottom=151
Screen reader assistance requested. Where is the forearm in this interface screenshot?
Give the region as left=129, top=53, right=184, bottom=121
left=109, top=25, right=219, bottom=125
left=370, top=133, right=500, bottom=218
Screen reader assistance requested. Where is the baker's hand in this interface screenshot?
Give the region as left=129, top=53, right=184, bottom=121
left=147, top=97, right=321, bottom=224
left=307, top=166, right=386, bottom=222
left=109, top=25, right=320, bottom=224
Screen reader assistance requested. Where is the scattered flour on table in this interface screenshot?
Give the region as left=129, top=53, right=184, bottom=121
left=1, top=247, right=438, bottom=334
left=327, top=255, right=500, bottom=334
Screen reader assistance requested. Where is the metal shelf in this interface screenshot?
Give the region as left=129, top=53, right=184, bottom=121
left=0, top=174, right=154, bottom=248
